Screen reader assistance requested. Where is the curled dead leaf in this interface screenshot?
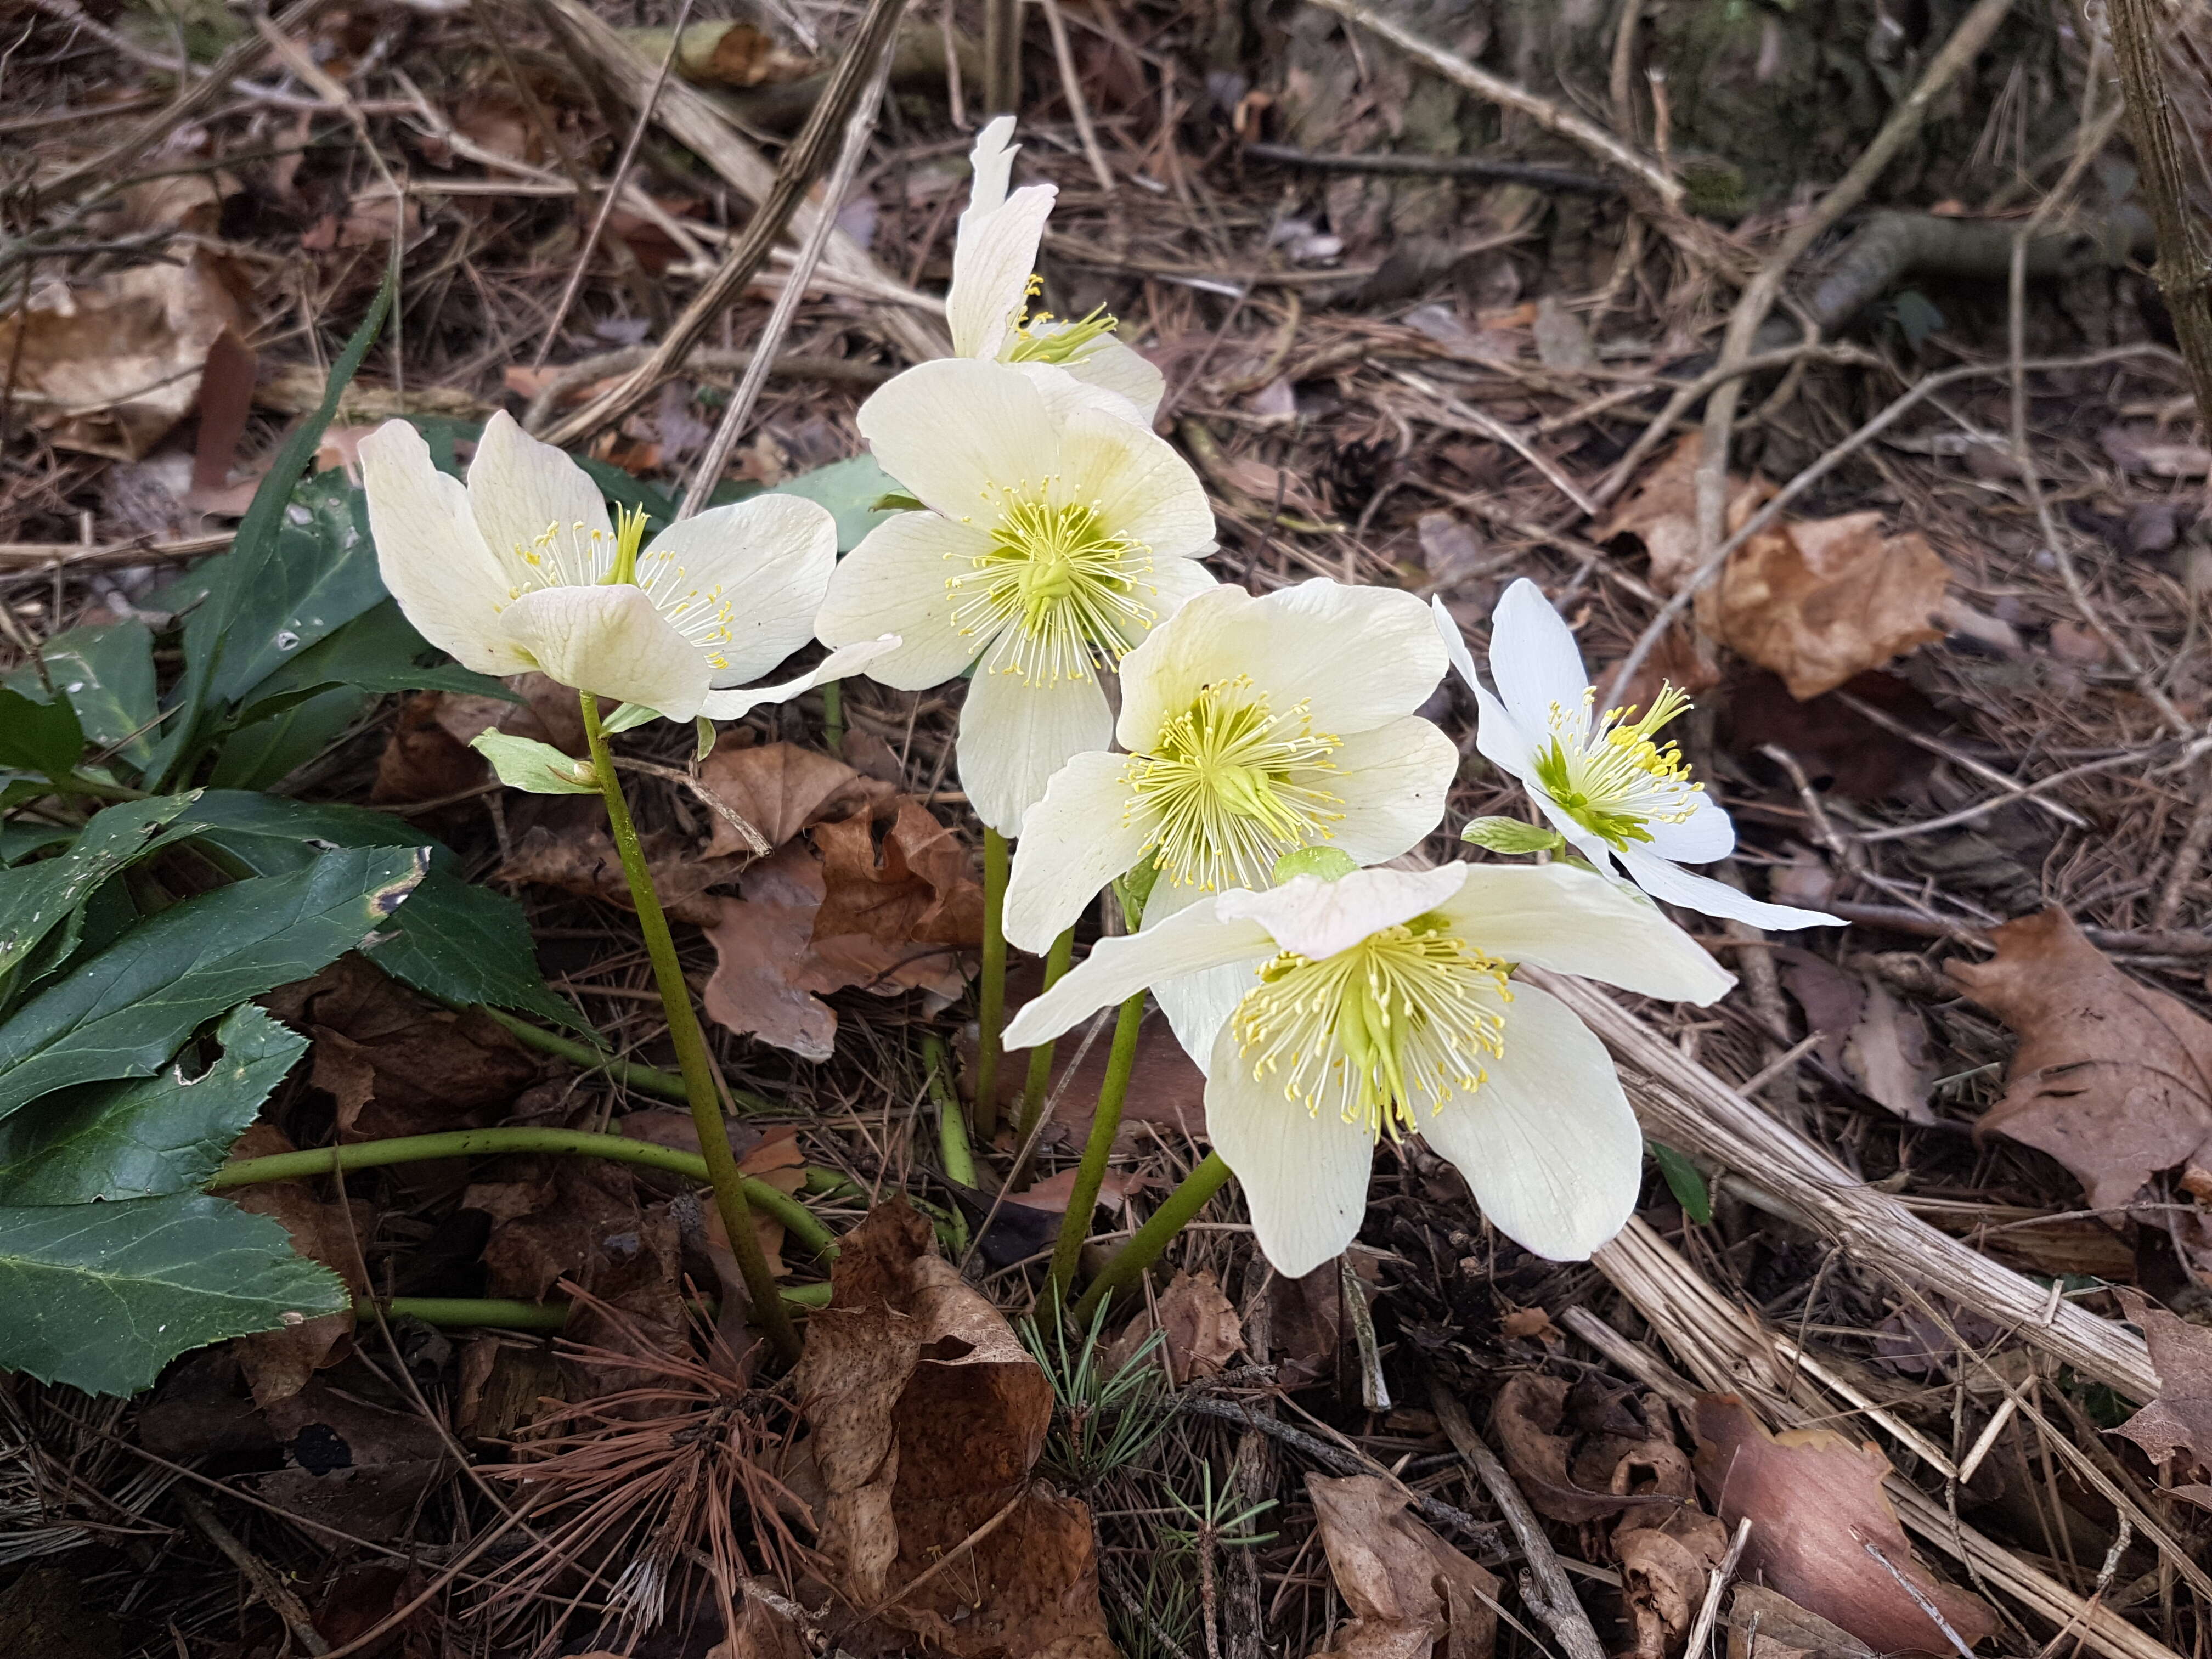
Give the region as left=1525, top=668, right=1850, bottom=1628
left=2112, top=1289, right=2212, bottom=1509
left=1305, top=1474, right=1501, bottom=1659
left=1490, top=1373, right=1683, bottom=1523
left=1691, top=1396, right=1996, bottom=1656
left=1949, top=909, right=2212, bottom=1214
left=1616, top=1508, right=1730, bottom=1659
left=696, top=741, right=895, bottom=855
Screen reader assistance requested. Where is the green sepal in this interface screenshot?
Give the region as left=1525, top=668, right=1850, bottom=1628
left=1460, top=818, right=1568, bottom=855
left=471, top=733, right=600, bottom=794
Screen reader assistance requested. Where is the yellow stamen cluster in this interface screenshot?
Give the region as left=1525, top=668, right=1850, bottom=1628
left=1122, top=678, right=1344, bottom=891
left=946, top=482, right=1158, bottom=683
left=1529, top=683, right=1703, bottom=848
left=501, top=504, right=741, bottom=674
left=1233, top=916, right=1511, bottom=1141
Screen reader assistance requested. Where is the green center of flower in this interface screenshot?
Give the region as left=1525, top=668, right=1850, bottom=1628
left=1122, top=678, right=1344, bottom=891
left=599, top=504, right=651, bottom=588
left=1233, top=914, right=1511, bottom=1140
left=949, top=489, right=1157, bottom=683
left=1006, top=304, right=1121, bottom=369
left=1528, top=684, right=1703, bottom=849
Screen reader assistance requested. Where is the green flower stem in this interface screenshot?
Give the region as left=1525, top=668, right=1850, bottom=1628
left=358, top=1282, right=834, bottom=1330
left=212, top=1126, right=838, bottom=1259
left=1013, top=926, right=1077, bottom=1148
left=922, top=1034, right=977, bottom=1189
left=973, top=827, right=1011, bottom=1138
left=582, top=691, right=800, bottom=1364
left=1071, top=1151, right=1233, bottom=1325
left=1043, top=989, right=1147, bottom=1306
left=820, top=679, right=845, bottom=757
left=471, top=1005, right=775, bottom=1114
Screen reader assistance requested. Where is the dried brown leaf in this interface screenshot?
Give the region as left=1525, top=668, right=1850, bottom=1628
left=1616, top=1508, right=1730, bottom=1659
left=1306, top=1474, right=1500, bottom=1659
left=1691, top=1396, right=1997, bottom=1656
left=794, top=1202, right=1114, bottom=1658
left=696, top=741, right=894, bottom=854
left=1491, top=1373, right=1655, bottom=1523
left=703, top=847, right=840, bottom=1060
left=0, top=252, right=246, bottom=460
left=1139, top=1269, right=1244, bottom=1385
left=1949, top=909, right=2212, bottom=1212
left=221, top=1125, right=368, bottom=1407
left=1725, top=1585, right=1878, bottom=1659
left=2112, top=1289, right=2212, bottom=1505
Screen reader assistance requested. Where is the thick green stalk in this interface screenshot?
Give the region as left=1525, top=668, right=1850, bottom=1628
left=582, top=692, right=800, bottom=1363
left=1071, top=1152, right=1233, bottom=1324
left=1043, top=989, right=1147, bottom=1305
left=973, top=826, right=1011, bottom=1138
left=358, top=1282, right=834, bottom=1330
left=819, top=679, right=845, bottom=757
left=472, top=1005, right=774, bottom=1114
left=1013, top=925, right=1076, bottom=1148
left=212, top=1126, right=836, bottom=1259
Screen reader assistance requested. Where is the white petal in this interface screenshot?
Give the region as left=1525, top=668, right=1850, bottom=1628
left=1003, top=751, right=1149, bottom=952
left=1217, top=864, right=1471, bottom=961
left=697, top=635, right=899, bottom=722
left=1435, top=861, right=1735, bottom=1004
left=1325, top=718, right=1459, bottom=865
left=1001, top=897, right=1275, bottom=1048
left=1488, top=577, right=1593, bottom=741
left=1125, top=552, right=1218, bottom=654
left=1119, top=580, right=1443, bottom=747
left=467, top=410, right=613, bottom=582
left=1417, top=981, right=1640, bottom=1260
left=950, top=182, right=1054, bottom=360
left=1636, top=789, right=1736, bottom=864
left=1152, top=960, right=1254, bottom=1077
left=1615, top=845, right=1843, bottom=932
left=958, top=639, right=1115, bottom=837
left=1057, top=406, right=1214, bottom=558
left=1061, top=336, right=1165, bottom=423
left=499, top=584, right=709, bottom=720
left=640, top=493, right=837, bottom=687
left=964, top=115, right=1019, bottom=217
left=1205, top=1019, right=1372, bottom=1278
left=815, top=512, right=992, bottom=687
left=1431, top=595, right=1480, bottom=692
left=358, top=420, right=529, bottom=675
left=857, top=358, right=1054, bottom=521
left=1011, top=359, right=1146, bottom=425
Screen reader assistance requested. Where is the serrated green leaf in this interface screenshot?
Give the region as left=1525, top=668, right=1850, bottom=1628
left=0, top=689, right=84, bottom=781
left=0, top=1194, right=347, bottom=1395
left=0, top=824, right=73, bottom=867
left=1460, top=817, right=1568, bottom=855
left=204, top=686, right=369, bottom=791
left=0, top=847, right=427, bottom=1121
left=179, top=788, right=455, bottom=876
left=39, top=623, right=159, bottom=769
left=0, top=794, right=198, bottom=978
left=206, top=473, right=390, bottom=704
left=767, top=453, right=905, bottom=551
left=0, top=1005, right=304, bottom=1204
left=365, top=870, right=582, bottom=1030
left=229, top=600, right=517, bottom=726
left=472, top=732, right=600, bottom=794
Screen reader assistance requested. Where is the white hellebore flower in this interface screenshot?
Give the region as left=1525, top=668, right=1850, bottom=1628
left=948, top=116, right=1165, bottom=419
left=360, top=411, right=896, bottom=724
left=814, top=357, right=1217, bottom=837
left=1004, top=861, right=1734, bottom=1276
left=1003, top=578, right=1459, bottom=954
left=1437, top=579, right=1841, bottom=931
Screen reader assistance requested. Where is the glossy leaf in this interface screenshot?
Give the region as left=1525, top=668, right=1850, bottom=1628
left=39, top=623, right=159, bottom=769
left=364, top=870, right=581, bottom=1030
left=0, top=795, right=198, bottom=979
left=0, top=1005, right=305, bottom=1205
left=0, top=1194, right=347, bottom=1395
left=0, top=689, right=84, bottom=781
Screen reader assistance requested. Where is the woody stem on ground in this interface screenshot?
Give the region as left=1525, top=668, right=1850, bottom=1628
left=973, top=826, right=1011, bottom=1138
left=581, top=690, right=801, bottom=1363
left=1070, top=1152, right=1233, bottom=1325
left=211, top=1125, right=837, bottom=1259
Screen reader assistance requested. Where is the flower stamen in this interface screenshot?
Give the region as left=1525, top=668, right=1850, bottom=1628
left=1528, top=682, right=1703, bottom=848
left=1233, top=916, right=1511, bottom=1140
left=945, top=487, right=1158, bottom=682
left=1122, top=677, right=1344, bottom=890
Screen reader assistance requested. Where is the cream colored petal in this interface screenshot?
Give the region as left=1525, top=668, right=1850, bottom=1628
left=1434, top=861, right=1736, bottom=1004
left=1118, top=580, right=1442, bottom=746
left=815, top=511, right=993, bottom=687
left=467, top=410, right=615, bottom=585
left=697, top=635, right=900, bottom=723
left=1056, top=405, right=1214, bottom=557
left=1323, top=718, right=1458, bottom=866
left=1217, top=864, right=1471, bottom=961
left=1001, top=897, right=1276, bottom=1049
left=637, top=493, right=837, bottom=687
left=1637, top=789, right=1735, bottom=864
left=1432, top=595, right=1480, bottom=692
left=1003, top=752, right=1150, bottom=953
left=1614, top=845, right=1843, bottom=932
left=1119, top=552, right=1219, bottom=661
left=1150, top=950, right=1255, bottom=1077
left=499, top=584, right=710, bottom=720
left=1488, top=577, right=1592, bottom=742
left=1060, top=336, right=1165, bottom=422
left=857, top=358, right=1057, bottom=521
left=1205, top=1019, right=1373, bottom=1279
left=1417, top=981, right=1641, bottom=1260
left=957, top=637, right=1116, bottom=837
left=1010, top=360, right=1147, bottom=425
left=358, top=420, right=531, bottom=675
left=950, top=182, right=1054, bottom=360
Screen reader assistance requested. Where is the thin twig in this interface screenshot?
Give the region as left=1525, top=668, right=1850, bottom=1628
left=613, top=757, right=771, bottom=855
left=1681, top=1517, right=1752, bottom=1659
left=1039, top=0, right=1113, bottom=193
left=174, top=1488, right=332, bottom=1655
